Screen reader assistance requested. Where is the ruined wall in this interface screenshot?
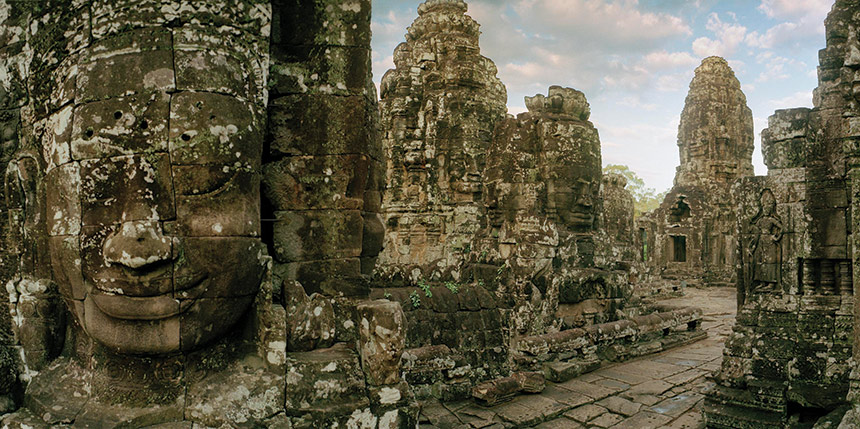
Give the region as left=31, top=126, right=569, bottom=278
left=376, top=0, right=507, bottom=282
left=706, top=2, right=857, bottom=426
left=266, top=0, right=384, bottom=297
left=0, top=2, right=38, bottom=411
left=638, top=57, right=753, bottom=288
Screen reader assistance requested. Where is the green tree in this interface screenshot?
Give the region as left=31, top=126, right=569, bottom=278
left=603, top=164, right=668, bottom=218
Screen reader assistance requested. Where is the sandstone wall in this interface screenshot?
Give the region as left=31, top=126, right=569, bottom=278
left=706, top=2, right=857, bottom=426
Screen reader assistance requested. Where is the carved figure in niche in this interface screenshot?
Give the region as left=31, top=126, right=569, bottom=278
left=747, top=189, right=783, bottom=294
left=668, top=195, right=691, bottom=223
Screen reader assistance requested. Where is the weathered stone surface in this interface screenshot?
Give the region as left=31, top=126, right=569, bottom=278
left=376, top=0, right=507, bottom=281
left=283, top=280, right=336, bottom=352
left=357, top=300, right=406, bottom=386
left=266, top=0, right=383, bottom=299
left=637, top=56, right=754, bottom=289
left=707, top=2, right=860, bottom=427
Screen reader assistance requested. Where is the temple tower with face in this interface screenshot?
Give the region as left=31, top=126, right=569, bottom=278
left=376, top=0, right=508, bottom=282
left=637, top=57, right=754, bottom=288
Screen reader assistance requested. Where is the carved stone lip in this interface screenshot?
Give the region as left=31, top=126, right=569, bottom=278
left=90, top=274, right=208, bottom=321
left=567, top=213, right=594, bottom=222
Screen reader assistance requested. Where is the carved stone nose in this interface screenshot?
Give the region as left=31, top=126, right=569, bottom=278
left=103, top=221, right=172, bottom=269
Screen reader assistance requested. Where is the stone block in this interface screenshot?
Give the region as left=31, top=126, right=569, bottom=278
left=284, top=343, right=367, bottom=413
left=268, top=94, right=372, bottom=157
left=262, top=154, right=369, bottom=211
left=71, top=91, right=170, bottom=160
left=272, top=0, right=371, bottom=48
left=271, top=210, right=363, bottom=263
left=168, top=91, right=262, bottom=167
left=283, top=281, right=336, bottom=352
left=357, top=300, right=406, bottom=386
left=270, top=46, right=371, bottom=96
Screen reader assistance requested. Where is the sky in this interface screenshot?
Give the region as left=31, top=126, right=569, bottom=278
left=369, top=0, right=832, bottom=193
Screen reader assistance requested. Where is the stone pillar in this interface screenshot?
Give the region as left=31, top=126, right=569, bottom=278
left=266, top=0, right=382, bottom=297
left=356, top=300, right=415, bottom=427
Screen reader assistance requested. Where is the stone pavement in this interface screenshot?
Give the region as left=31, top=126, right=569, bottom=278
left=420, top=286, right=737, bottom=428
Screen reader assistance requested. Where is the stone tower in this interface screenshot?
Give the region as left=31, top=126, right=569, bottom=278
left=376, top=0, right=508, bottom=282
left=637, top=56, right=753, bottom=288
left=676, top=57, right=755, bottom=187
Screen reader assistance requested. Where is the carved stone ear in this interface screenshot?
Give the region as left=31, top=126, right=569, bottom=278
left=4, top=153, right=47, bottom=278
left=5, top=154, right=40, bottom=221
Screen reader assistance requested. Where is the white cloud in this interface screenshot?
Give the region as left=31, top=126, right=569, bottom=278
left=767, top=91, right=813, bottom=109
left=758, top=0, right=831, bottom=20
left=511, top=0, right=692, bottom=50
left=656, top=72, right=694, bottom=92
left=618, top=96, right=658, bottom=111
left=641, top=50, right=699, bottom=70
left=746, top=0, right=829, bottom=50
left=692, top=13, right=748, bottom=58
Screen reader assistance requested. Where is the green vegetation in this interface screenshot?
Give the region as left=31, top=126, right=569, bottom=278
left=409, top=290, right=421, bottom=308
left=417, top=279, right=433, bottom=298
left=444, top=281, right=460, bottom=294
left=603, top=164, right=669, bottom=219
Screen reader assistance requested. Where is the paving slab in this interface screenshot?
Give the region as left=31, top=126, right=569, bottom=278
left=541, top=385, right=592, bottom=408
left=589, top=412, right=624, bottom=428
left=650, top=392, right=704, bottom=418
left=534, top=417, right=583, bottom=429
left=493, top=401, right=544, bottom=427
left=515, top=395, right=569, bottom=420
left=555, top=379, right=615, bottom=401
left=593, top=378, right=630, bottom=392
left=596, top=396, right=642, bottom=417
left=664, top=409, right=705, bottom=429
left=564, top=404, right=607, bottom=423
left=623, top=379, right=674, bottom=399
left=664, top=368, right=708, bottom=386
left=595, top=367, right=654, bottom=385
left=610, top=411, right=673, bottom=429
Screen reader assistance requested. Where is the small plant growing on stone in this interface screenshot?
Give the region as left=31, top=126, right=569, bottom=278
left=409, top=290, right=421, bottom=308
left=418, top=279, right=433, bottom=298
left=477, top=279, right=485, bottom=288
left=445, top=281, right=460, bottom=294
left=384, top=292, right=392, bottom=300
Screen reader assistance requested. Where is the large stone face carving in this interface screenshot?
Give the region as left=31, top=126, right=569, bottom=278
left=42, top=10, right=269, bottom=356
left=474, top=86, right=630, bottom=336
left=377, top=0, right=507, bottom=282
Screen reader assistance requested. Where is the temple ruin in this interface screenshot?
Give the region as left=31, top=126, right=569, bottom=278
left=637, top=57, right=755, bottom=291
left=705, top=1, right=858, bottom=427
left=0, top=0, right=858, bottom=427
